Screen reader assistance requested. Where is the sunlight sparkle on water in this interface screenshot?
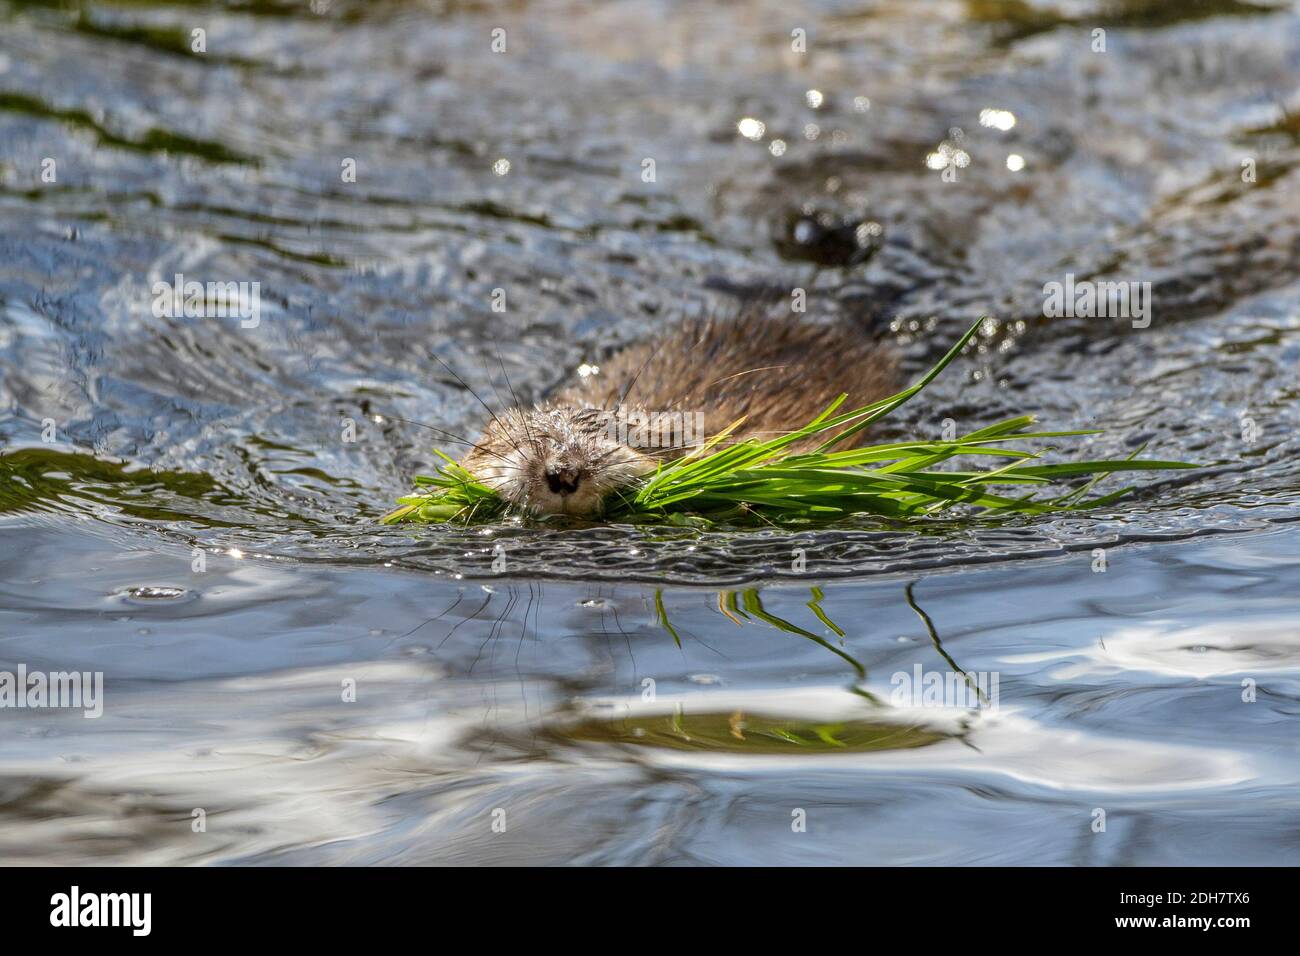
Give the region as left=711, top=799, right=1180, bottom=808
left=979, top=108, right=1016, bottom=131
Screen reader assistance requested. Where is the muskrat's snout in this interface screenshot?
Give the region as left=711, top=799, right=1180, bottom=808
left=544, top=465, right=582, bottom=496
left=460, top=405, right=658, bottom=519
left=533, top=456, right=597, bottom=514
left=528, top=449, right=611, bottom=517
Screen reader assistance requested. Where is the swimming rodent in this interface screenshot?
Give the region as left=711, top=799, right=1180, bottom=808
left=459, top=307, right=898, bottom=517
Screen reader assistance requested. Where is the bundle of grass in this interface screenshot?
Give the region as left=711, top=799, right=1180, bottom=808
left=382, top=319, right=1193, bottom=527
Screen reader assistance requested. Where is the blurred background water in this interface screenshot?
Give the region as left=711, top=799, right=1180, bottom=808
left=1, top=0, right=1299, bottom=865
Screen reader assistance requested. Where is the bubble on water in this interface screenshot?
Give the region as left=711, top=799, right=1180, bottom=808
left=116, top=585, right=194, bottom=606
left=119, top=587, right=189, bottom=600
left=737, top=117, right=766, bottom=141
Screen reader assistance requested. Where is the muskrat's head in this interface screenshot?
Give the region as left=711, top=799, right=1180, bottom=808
left=464, top=405, right=657, bottom=517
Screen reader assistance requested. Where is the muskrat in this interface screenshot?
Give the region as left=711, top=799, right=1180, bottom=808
left=459, top=308, right=897, bottom=516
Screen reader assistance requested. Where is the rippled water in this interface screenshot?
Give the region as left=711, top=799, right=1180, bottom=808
left=1, top=0, right=1299, bottom=865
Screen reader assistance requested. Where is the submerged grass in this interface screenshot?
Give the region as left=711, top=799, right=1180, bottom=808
left=382, top=318, right=1195, bottom=527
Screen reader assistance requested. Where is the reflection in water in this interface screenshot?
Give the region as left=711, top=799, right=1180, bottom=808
left=1007, top=618, right=1300, bottom=680
left=2, top=524, right=1297, bottom=864
left=708, top=587, right=870, bottom=684
left=557, top=707, right=952, bottom=755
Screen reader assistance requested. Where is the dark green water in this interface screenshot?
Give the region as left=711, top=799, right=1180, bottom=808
left=1, top=0, right=1299, bottom=864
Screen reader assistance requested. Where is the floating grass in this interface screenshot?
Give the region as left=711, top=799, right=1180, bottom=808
left=382, top=318, right=1195, bottom=527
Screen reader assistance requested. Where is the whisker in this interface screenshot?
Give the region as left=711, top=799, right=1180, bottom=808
left=495, top=347, right=539, bottom=449
left=382, top=413, right=525, bottom=469
left=611, top=335, right=668, bottom=411
left=381, top=414, right=477, bottom=447
left=430, top=351, right=515, bottom=442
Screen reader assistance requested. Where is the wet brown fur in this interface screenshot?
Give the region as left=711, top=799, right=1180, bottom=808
left=555, top=310, right=897, bottom=451
left=459, top=308, right=897, bottom=515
